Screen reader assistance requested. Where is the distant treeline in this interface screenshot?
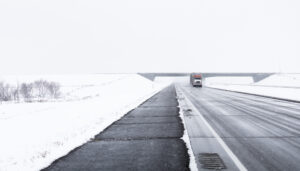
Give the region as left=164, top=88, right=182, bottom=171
left=0, top=80, right=61, bottom=103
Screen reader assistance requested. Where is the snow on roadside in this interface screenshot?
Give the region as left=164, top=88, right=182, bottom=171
left=256, top=73, right=300, bottom=88
left=0, top=74, right=166, bottom=171
left=205, top=74, right=300, bottom=102
left=175, top=85, right=198, bottom=171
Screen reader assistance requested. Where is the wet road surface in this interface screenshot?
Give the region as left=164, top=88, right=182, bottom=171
left=177, top=83, right=300, bottom=171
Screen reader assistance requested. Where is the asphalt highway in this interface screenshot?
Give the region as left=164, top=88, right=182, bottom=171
left=42, top=86, right=189, bottom=171
left=42, top=83, right=300, bottom=171
left=177, top=83, right=300, bottom=171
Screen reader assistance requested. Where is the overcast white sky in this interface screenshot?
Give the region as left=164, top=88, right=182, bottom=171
left=0, top=0, right=299, bottom=74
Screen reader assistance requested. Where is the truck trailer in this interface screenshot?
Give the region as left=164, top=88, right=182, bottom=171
left=190, top=73, right=202, bottom=87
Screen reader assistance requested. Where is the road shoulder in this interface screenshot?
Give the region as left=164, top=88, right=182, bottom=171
left=42, top=85, right=190, bottom=171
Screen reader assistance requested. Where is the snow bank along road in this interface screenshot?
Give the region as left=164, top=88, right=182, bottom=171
left=178, top=82, right=300, bottom=171
left=0, top=74, right=165, bottom=171
left=205, top=74, right=300, bottom=102
left=42, top=85, right=189, bottom=171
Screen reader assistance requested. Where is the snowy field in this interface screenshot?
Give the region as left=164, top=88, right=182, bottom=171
left=0, top=74, right=166, bottom=171
left=205, top=74, right=300, bottom=102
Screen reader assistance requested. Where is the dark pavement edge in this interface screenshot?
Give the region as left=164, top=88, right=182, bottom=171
left=42, top=85, right=190, bottom=171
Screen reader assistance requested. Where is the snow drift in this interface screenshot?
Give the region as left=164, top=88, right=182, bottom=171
left=0, top=74, right=165, bottom=171
left=205, top=74, right=300, bottom=102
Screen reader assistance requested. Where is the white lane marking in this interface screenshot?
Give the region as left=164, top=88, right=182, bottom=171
left=179, top=87, right=248, bottom=171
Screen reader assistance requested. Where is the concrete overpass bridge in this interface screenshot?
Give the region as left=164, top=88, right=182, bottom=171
left=138, top=73, right=274, bottom=82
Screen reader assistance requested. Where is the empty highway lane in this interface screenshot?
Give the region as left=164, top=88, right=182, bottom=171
left=177, top=83, right=300, bottom=171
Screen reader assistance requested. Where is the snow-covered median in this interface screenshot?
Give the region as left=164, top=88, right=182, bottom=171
left=0, top=74, right=165, bottom=171
left=205, top=74, right=300, bottom=102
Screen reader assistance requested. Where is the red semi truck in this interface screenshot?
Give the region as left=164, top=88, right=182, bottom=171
left=190, top=73, right=202, bottom=87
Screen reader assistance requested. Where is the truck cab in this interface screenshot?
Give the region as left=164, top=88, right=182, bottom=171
left=190, top=73, right=202, bottom=87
